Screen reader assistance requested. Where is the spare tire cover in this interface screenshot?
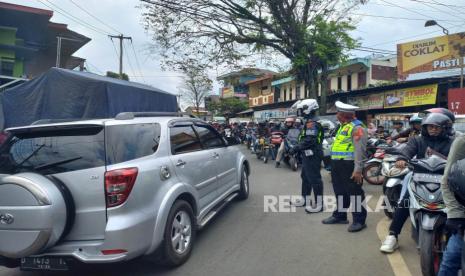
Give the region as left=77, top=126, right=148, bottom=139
left=0, top=173, right=68, bottom=258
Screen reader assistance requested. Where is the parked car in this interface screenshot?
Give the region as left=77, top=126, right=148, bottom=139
left=0, top=112, right=250, bottom=270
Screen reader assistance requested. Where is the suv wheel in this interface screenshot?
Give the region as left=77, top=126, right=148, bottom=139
left=162, top=200, right=196, bottom=267
left=237, top=165, right=249, bottom=200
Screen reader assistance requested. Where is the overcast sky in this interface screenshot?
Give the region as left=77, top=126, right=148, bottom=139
left=4, top=0, right=465, bottom=100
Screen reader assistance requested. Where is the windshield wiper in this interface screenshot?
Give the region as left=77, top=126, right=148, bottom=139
left=34, top=156, right=82, bottom=171
left=17, top=144, right=45, bottom=167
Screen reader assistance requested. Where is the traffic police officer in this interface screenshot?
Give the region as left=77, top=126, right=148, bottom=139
left=289, top=99, right=324, bottom=213
left=322, top=101, right=368, bottom=232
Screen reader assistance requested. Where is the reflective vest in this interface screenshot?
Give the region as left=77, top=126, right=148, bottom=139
left=331, top=120, right=363, bottom=160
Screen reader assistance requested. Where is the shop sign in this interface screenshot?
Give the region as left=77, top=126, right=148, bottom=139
left=448, top=88, right=465, bottom=115
left=397, top=32, right=465, bottom=80
left=384, top=84, right=437, bottom=108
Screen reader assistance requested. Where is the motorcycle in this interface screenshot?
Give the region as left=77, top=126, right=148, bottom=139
left=381, top=143, right=409, bottom=219
left=282, top=129, right=301, bottom=171
left=363, top=142, right=391, bottom=185
left=407, top=152, right=448, bottom=276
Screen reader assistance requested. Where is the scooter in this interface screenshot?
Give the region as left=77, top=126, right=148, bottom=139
left=363, top=143, right=390, bottom=185
left=381, top=145, right=409, bottom=218
left=407, top=152, right=448, bottom=276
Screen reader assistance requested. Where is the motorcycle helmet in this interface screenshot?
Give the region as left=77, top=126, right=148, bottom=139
left=409, top=113, right=422, bottom=124
left=448, top=158, right=465, bottom=206
left=421, top=113, right=452, bottom=138
left=294, top=118, right=302, bottom=128
left=421, top=108, right=455, bottom=136
left=292, top=99, right=319, bottom=118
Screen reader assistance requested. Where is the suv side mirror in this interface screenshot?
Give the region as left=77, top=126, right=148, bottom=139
left=224, top=136, right=240, bottom=146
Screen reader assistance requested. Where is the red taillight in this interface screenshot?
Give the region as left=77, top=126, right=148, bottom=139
left=105, top=168, right=138, bottom=208
left=101, top=249, right=127, bottom=255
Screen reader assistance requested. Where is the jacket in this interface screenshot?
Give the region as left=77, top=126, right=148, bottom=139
left=442, top=135, right=465, bottom=219
left=398, top=135, right=453, bottom=161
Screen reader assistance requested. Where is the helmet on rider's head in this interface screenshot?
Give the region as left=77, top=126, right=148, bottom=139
left=409, top=113, right=422, bottom=124
left=292, top=99, right=319, bottom=119
left=420, top=113, right=452, bottom=138
left=294, top=118, right=302, bottom=127
left=423, top=108, right=456, bottom=123
left=448, top=158, right=465, bottom=206
left=422, top=108, right=455, bottom=136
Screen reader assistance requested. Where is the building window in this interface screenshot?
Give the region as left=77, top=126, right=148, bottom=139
left=296, top=86, right=301, bottom=99
left=290, top=87, right=293, bottom=100
left=337, top=76, right=342, bottom=91
left=347, top=74, right=352, bottom=91
left=261, top=85, right=268, bottom=90
left=0, top=59, right=14, bottom=76
left=284, top=88, right=287, bottom=101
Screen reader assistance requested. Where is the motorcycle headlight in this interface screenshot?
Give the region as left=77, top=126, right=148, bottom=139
left=413, top=194, right=445, bottom=210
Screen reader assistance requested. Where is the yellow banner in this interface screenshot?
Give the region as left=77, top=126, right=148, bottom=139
left=384, top=84, right=438, bottom=108
left=397, top=32, right=465, bottom=80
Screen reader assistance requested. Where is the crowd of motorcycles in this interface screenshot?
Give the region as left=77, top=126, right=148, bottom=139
left=222, top=122, right=450, bottom=276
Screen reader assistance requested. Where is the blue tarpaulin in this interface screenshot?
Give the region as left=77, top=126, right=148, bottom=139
left=1, top=68, right=177, bottom=128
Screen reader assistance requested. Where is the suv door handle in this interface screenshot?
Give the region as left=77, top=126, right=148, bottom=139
left=212, top=152, right=219, bottom=159
left=176, top=160, right=186, bottom=167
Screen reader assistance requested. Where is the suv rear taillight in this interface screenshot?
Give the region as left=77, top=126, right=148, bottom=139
left=105, top=168, right=138, bottom=208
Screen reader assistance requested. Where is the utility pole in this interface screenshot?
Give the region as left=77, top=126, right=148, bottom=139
left=109, top=34, right=132, bottom=78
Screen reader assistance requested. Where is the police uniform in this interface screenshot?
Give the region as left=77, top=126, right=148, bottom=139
left=322, top=101, right=368, bottom=232
left=293, top=118, right=324, bottom=210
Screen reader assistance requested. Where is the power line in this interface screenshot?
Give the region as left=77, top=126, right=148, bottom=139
left=122, top=40, right=137, bottom=79
left=366, top=22, right=465, bottom=47
left=410, top=0, right=465, bottom=9
left=68, top=0, right=122, bottom=35
left=36, top=0, right=111, bottom=36
left=378, top=0, right=435, bottom=19
left=368, top=1, right=450, bottom=13
left=353, top=13, right=463, bottom=23
left=409, top=0, right=463, bottom=19
left=128, top=40, right=147, bottom=83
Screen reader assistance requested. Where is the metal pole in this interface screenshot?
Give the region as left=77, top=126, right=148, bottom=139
left=461, top=56, right=464, bottom=88
left=56, top=37, right=62, bottom=68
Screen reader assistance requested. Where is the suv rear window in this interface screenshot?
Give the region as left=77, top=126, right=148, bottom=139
left=105, top=123, right=161, bottom=164
left=0, top=126, right=105, bottom=175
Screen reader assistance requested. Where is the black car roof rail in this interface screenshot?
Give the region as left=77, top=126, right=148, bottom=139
left=115, top=112, right=198, bottom=120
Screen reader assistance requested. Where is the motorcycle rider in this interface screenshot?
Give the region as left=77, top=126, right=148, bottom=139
left=380, top=112, right=454, bottom=253
left=275, top=117, right=296, bottom=168
left=438, top=134, right=465, bottom=275
left=389, top=120, right=405, bottom=138
left=322, top=101, right=368, bottom=232
left=388, top=114, right=422, bottom=143
left=288, top=99, right=324, bottom=212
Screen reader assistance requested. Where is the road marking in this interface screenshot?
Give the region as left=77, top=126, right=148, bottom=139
left=376, top=217, right=413, bottom=276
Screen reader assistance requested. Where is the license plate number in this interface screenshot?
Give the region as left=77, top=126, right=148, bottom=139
left=21, top=257, right=68, bottom=271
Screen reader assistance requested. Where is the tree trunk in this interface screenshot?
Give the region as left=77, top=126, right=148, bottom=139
left=320, top=63, right=329, bottom=115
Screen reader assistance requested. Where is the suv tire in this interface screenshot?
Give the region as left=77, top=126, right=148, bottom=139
left=237, top=165, right=249, bottom=200
left=161, top=200, right=196, bottom=267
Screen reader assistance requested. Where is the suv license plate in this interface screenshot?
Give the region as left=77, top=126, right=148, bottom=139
left=20, top=257, right=68, bottom=271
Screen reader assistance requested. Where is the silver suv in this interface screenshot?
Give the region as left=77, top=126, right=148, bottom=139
left=0, top=113, right=250, bottom=270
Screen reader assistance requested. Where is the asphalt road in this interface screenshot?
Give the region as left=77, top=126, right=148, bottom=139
left=1, top=147, right=422, bottom=276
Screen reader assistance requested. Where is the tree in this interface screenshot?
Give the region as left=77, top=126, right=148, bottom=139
left=141, top=0, right=366, bottom=114
left=209, top=97, right=248, bottom=120
left=106, top=71, right=129, bottom=81
left=179, top=65, right=212, bottom=114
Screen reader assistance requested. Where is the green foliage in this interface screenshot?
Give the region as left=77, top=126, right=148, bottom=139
left=208, top=97, right=248, bottom=119
left=106, top=71, right=129, bottom=81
